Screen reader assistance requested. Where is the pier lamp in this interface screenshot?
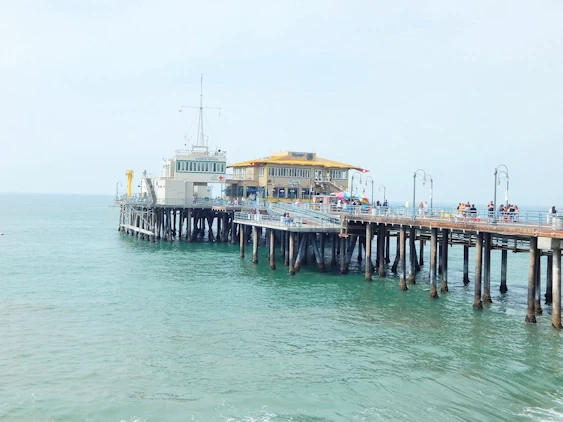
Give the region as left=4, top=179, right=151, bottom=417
left=412, top=169, right=428, bottom=216
left=378, top=184, right=387, bottom=203
left=493, top=164, right=509, bottom=221
left=364, top=176, right=374, bottom=206
left=424, top=173, right=434, bottom=212
left=351, top=171, right=363, bottom=197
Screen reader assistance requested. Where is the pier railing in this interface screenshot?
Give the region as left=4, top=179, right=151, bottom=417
left=234, top=212, right=341, bottom=229
left=325, top=205, right=563, bottom=230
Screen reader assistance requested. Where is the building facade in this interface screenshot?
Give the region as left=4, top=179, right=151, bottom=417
left=225, top=151, right=361, bottom=200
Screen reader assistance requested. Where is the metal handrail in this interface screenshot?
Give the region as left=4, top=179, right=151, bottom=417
left=233, top=212, right=341, bottom=228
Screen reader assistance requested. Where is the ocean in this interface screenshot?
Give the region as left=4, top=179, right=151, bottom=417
left=1, top=193, right=562, bottom=421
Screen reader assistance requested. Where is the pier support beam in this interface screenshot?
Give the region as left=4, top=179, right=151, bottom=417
left=340, top=237, right=347, bottom=274
left=419, top=239, right=424, bottom=266
left=331, top=234, right=337, bottom=267
left=546, top=254, right=553, bottom=305
left=407, top=227, right=416, bottom=283
left=378, top=224, right=386, bottom=277
left=463, top=243, right=470, bottom=286
left=483, top=233, right=492, bottom=304
left=391, top=235, right=400, bottom=273
left=311, top=235, right=325, bottom=272
left=399, top=226, right=407, bottom=290
left=239, top=225, right=245, bottom=258
left=269, top=229, right=276, bottom=270
left=385, top=231, right=391, bottom=264
left=525, top=237, right=538, bottom=324
left=429, top=228, right=439, bottom=299
left=500, top=249, right=508, bottom=293
left=440, top=229, right=449, bottom=293
left=365, top=224, right=373, bottom=281
left=473, top=232, right=483, bottom=309
left=552, top=246, right=561, bottom=329
left=535, top=252, right=542, bottom=315
left=252, top=227, right=259, bottom=264
left=186, top=210, right=192, bottom=242
left=289, top=232, right=296, bottom=275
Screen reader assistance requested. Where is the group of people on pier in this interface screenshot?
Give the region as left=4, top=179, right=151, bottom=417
left=457, top=202, right=478, bottom=220
left=416, top=201, right=429, bottom=217
left=486, top=201, right=520, bottom=222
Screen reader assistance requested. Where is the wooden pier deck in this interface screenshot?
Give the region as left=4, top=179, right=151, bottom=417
left=117, top=201, right=563, bottom=329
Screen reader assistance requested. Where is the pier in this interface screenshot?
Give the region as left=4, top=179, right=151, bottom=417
left=117, top=198, right=563, bottom=329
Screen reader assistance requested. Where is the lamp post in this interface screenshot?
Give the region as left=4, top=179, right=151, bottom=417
left=498, top=170, right=509, bottom=206
left=350, top=171, right=363, bottom=197
left=412, top=169, right=428, bottom=216
left=493, top=164, right=509, bottom=221
left=425, top=173, right=434, bottom=212
left=378, top=184, right=386, bottom=203
left=365, top=176, right=374, bottom=206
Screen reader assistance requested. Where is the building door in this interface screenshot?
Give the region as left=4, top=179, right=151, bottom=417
left=314, top=169, right=323, bottom=182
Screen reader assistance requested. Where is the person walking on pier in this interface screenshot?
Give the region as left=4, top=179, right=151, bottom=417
left=548, top=206, right=557, bottom=224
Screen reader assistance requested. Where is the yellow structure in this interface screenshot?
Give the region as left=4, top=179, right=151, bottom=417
left=226, top=151, right=363, bottom=200
left=125, top=170, right=134, bottom=197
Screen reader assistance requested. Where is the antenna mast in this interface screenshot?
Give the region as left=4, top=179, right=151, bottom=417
left=196, top=74, right=205, bottom=147
left=179, top=75, right=221, bottom=152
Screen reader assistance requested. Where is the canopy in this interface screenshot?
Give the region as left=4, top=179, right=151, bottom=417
left=330, top=191, right=369, bottom=203
left=330, top=191, right=351, bottom=199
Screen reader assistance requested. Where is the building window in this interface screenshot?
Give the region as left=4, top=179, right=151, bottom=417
left=258, top=167, right=264, bottom=177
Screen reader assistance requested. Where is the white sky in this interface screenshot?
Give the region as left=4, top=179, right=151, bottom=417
left=1, top=0, right=562, bottom=206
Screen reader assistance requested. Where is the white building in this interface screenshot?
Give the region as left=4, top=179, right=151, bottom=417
left=141, top=146, right=227, bottom=206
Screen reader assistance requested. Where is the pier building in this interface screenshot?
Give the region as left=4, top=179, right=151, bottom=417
left=225, top=151, right=361, bottom=200
left=139, top=146, right=227, bottom=205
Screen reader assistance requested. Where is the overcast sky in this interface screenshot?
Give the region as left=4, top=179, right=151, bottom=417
left=1, top=0, right=562, bottom=206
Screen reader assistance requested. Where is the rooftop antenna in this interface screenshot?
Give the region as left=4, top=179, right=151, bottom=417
left=179, top=75, right=221, bottom=151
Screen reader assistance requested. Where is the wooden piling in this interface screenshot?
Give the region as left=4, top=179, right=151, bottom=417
left=473, top=232, right=483, bottom=309
left=365, top=223, right=373, bottom=281
left=500, top=249, right=508, bottom=293
left=483, top=233, right=492, bottom=303
left=535, top=252, right=542, bottom=315
left=440, top=229, right=449, bottom=293
left=311, top=234, right=325, bottom=272
left=525, top=237, right=538, bottom=324
left=552, top=246, right=561, bottom=329
left=331, top=233, right=337, bottom=267
left=252, top=227, right=259, bottom=264
left=407, top=227, right=415, bottom=283
left=391, top=236, right=400, bottom=273
left=385, top=231, right=391, bottom=264
left=269, top=229, right=276, bottom=270
left=378, top=224, right=386, bottom=277
left=429, top=228, right=439, bottom=298
left=289, top=232, right=296, bottom=275
left=399, top=226, right=407, bottom=290
left=419, top=238, right=424, bottom=266
left=295, top=234, right=306, bottom=272
left=340, top=236, right=347, bottom=274
left=284, top=232, right=290, bottom=266
left=463, top=243, right=470, bottom=286
left=546, top=254, right=553, bottom=305
left=239, top=224, right=245, bottom=258
left=230, top=217, right=236, bottom=244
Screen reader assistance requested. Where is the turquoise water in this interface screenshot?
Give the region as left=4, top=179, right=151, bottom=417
left=1, top=194, right=562, bottom=421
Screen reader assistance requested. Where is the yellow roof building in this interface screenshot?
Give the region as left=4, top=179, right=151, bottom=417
left=226, top=151, right=364, bottom=200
